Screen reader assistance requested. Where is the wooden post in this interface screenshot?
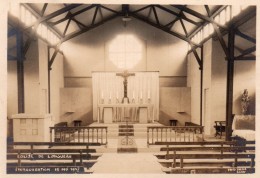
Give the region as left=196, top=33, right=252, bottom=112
left=47, top=46, right=51, bottom=113
left=200, top=45, right=204, bottom=126
left=166, top=144, right=169, bottom=160
left=17, top=61, right=24, bottom=113
left=18, top=150, right=21, bottom=166
left=50, top=128, right=52, bottom=142
left=17, top=30, right=25, bottom=113
left=79, top=150, right=83, bottom=165
left=226, top=28, right=235, bottom=141
left=180, top=157, right=184, bottom=168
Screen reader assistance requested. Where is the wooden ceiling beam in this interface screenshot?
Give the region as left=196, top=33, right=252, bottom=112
left=188, top=6, right=256, bottom=55
left=63, top=18, right=71, bottom=36
left=155, top=5, right=200, bottom=26
left=173, top=5, right=227, bottom=29
left=92, top=6, right=99, bottom=25
left=73, top=18, right=87, bottom=29
left=50, top=4, right=96, bottom=26
left=235, top=46, right=256, bottom=59
left=100, top=5, right=122, bottom=14
left=205, top=5, right=229, bottom=57
left=27, top=3, right=81, bottom=28
left=180, top=18, right=202, bottom=68
left=41, top=3, right=48, bottom=16
left=132, top=5, right=152, bottom=13
left=234, top=56, right=255, bottom=61
left=187, top=5, right=227, bottom=39
left=129, top=12, right=200, bottom=47
left=164, top=17, right=178, bottom=28
left=23, top=4, right=62, bottom=39
left=63, top=4, right=85, bottom=30
left=59, top=14, right=119, bottom=44
left=152, top=6, right=160, bottom=25
left=235, top=30, right=256, bottom=44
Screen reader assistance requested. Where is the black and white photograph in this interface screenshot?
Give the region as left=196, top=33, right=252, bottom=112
left=0, top=0, right=259, bottom=176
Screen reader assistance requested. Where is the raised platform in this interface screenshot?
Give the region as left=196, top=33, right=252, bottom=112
left=89, top=122, right=163, bottom=153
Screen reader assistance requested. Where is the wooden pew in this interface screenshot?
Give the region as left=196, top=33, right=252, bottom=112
left=160, top=146, right=255, bottom=159
left=155, top=141, right=255, bottom=174
left=163, top=167, right=255, bottom=174
left=7, top=142, right=102, bottom=174
left=159, top=153, right=255, bottom=174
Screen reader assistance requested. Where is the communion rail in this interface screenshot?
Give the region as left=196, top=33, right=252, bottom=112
left=147, top=126, right=204, bottom=145
left=50, top=126, right=107, bottom=145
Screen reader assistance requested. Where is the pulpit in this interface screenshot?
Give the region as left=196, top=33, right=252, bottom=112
left=11, top=114, right=54, bottom=142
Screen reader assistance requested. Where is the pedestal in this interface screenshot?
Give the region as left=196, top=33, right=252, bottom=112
left=11, top=114, right=54, bottom=143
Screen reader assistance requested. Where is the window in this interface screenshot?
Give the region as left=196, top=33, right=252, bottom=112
left=108, top=34, right=142, bottom=69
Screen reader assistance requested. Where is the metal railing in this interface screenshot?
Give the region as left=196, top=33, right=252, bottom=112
left=147, top=126, right=204, bottom=145
left=50, top=126, right=108, bottom=145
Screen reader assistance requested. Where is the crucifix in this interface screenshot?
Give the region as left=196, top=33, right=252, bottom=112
left=116, top=70, right=135, bottom=103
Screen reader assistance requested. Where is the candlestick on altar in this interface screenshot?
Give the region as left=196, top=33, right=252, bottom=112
left=101, top=91, right=104, bottom=104
left=132, top=91, right=135, bottom=103
left=148, top=90, right=150, bottom=99
left=140, top=91, right=143, bottom=104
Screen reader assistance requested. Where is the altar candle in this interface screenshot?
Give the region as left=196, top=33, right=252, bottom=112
left=101, top=91, right=104, bottom=98
left=140, top=91, right=142, bottom=99
left=109, top=92, right=111, bottom=99
left=116, top=92, right=118, bottom=99
left=133, top=91, right=135, bottom=98
left=148, top=90, right=150, bottom=98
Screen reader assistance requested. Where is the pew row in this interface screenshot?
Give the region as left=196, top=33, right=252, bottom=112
left=162, top=167, right=255, bottom=174
left=155, top=141, right=255, bottom=174
left=7, top=142, right=103, bottom=174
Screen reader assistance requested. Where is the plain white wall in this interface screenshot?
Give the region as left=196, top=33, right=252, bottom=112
left=7, top=39, right=64, bottom=123
left=50, top=48, right=64, bottom=123
left=188, top=38, right=256, bottom=136
left=7, top=61, right=18, bottom=118
left=62, top=17, right=188, bottom=77
left=24, top=40, right=40, bottom=114
left=187, top=48, right=201, bottom=125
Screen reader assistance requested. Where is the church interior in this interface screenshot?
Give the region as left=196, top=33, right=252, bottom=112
left=5, top=1, right=257, bottom=175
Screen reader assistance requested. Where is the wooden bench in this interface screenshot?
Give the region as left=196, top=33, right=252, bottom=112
left=163, top=167, right=255, bottom=174
left=156, top=141, right=255, bottom=174
left=7, top=142, right=102, bottom=174
left=214, top=121, right=226, bottom=138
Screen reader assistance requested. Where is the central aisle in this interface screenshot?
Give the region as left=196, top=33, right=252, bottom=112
left=92, top=153, right=163, bottom=174
left=89, top=122, right=164, bottom=173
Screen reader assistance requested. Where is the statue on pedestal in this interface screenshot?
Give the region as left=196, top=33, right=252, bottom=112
left=241, top=89, right=250, bottom=115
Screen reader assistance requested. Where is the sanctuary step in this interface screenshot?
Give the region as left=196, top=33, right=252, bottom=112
left=118, top=124, right=134, bottom=136
left=89, top=122, right=163, bottom=153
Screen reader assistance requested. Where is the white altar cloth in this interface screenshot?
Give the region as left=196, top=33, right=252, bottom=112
left=97, top=104, right=153, bottom=123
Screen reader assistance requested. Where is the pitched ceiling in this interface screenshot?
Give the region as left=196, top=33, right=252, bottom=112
left=8, top=3, right=256, bottom=62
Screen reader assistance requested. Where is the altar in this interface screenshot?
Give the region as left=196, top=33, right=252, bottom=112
left=97, top=103, right=154, bottom=123
left=92, top=71, right=159, bottom=123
